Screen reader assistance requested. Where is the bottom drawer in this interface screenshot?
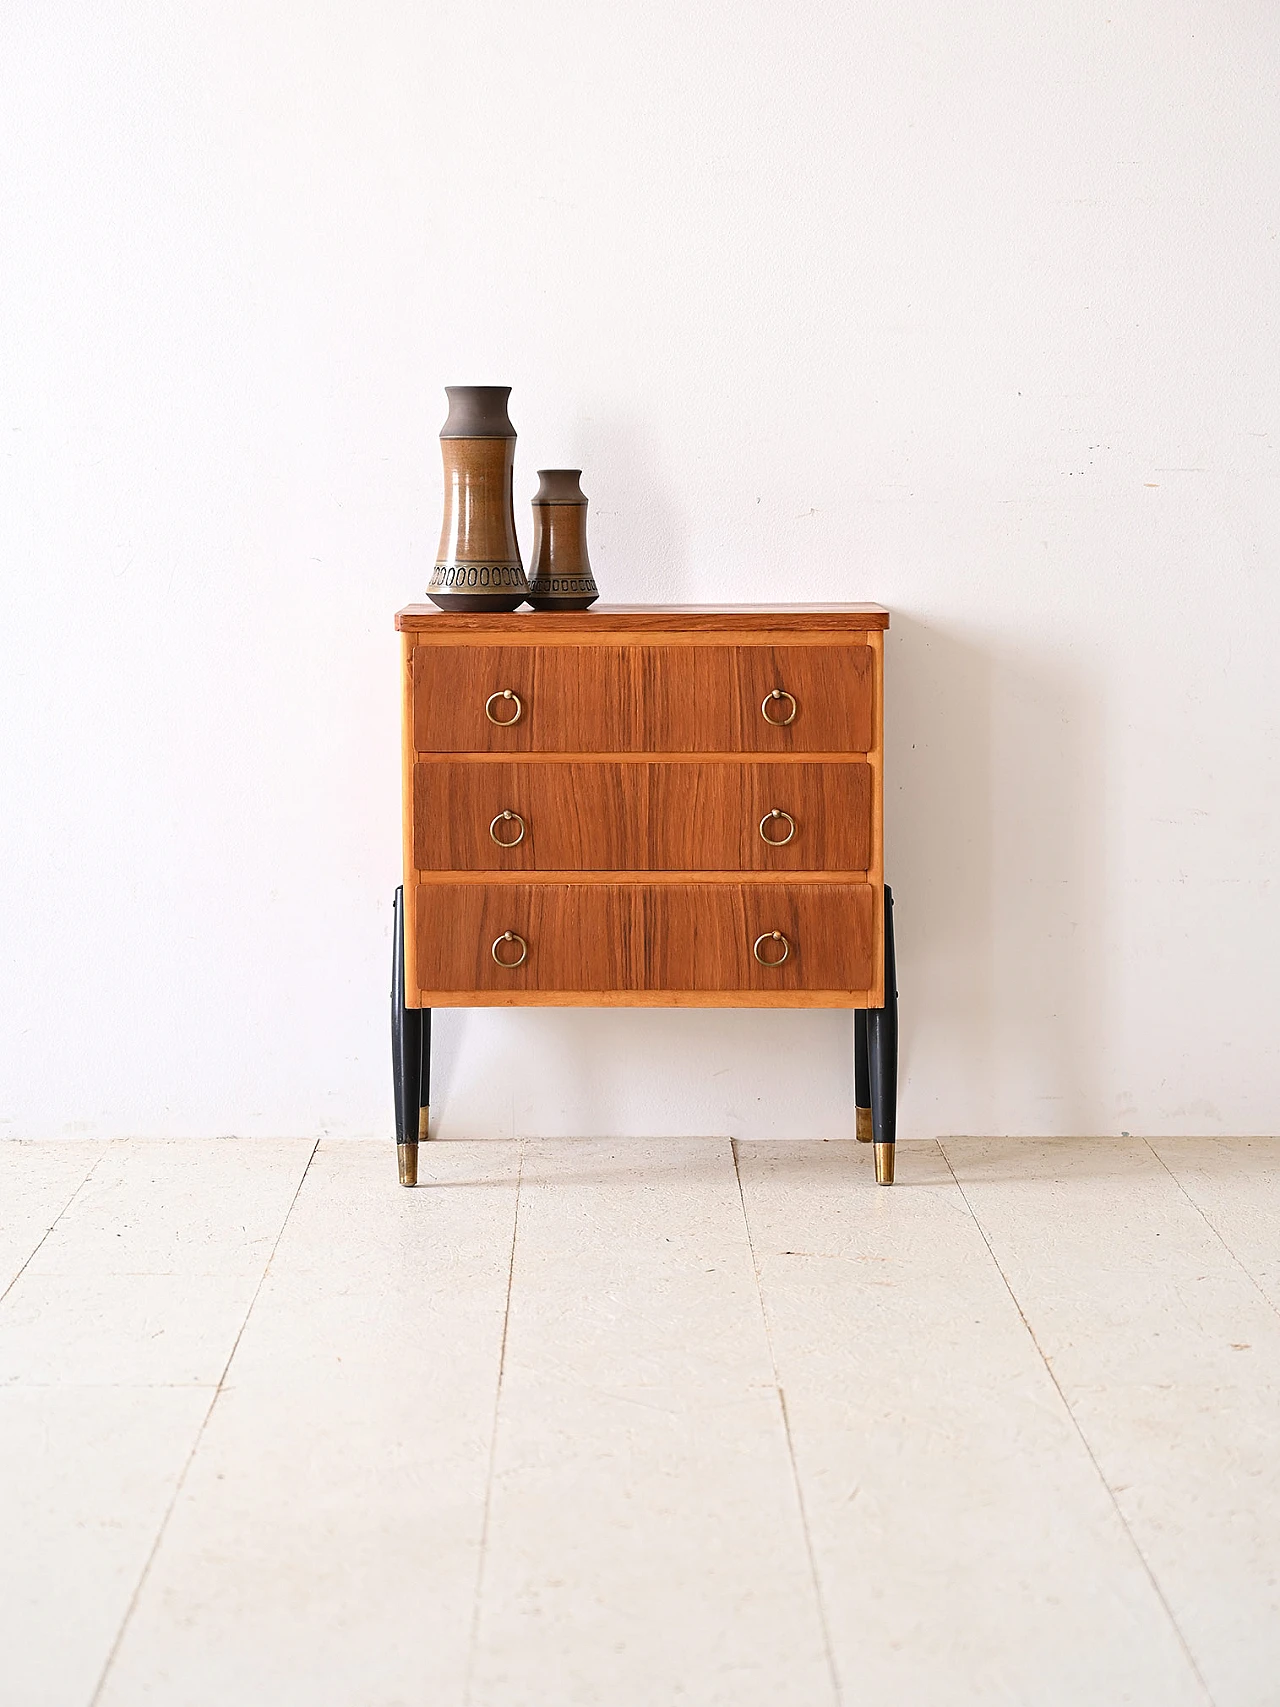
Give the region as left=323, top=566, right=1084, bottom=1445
left=412, top=882, right=878, bottom=998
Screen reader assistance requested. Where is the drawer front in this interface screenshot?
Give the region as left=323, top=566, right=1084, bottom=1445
left=642, top=646, right=873, bottom=753
left=648, top=762, right=870, bottom=872
left=414, top=646, right=634, bottom=753
left=414, top=761, right=871, bottom=872
left=414, top=883, right=642, bottom=992
left=414, top=762, right=641, bottom=871
left=413, top=882, right=876, bottom=993
left=642, top=883, right=876, bottom=992
left=413, top=644, right=873, bottom=753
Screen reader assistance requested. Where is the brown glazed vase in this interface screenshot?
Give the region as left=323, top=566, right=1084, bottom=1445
left=427, top=386, right=529, bottom=612
left=525, top=469, right=599, bottom=610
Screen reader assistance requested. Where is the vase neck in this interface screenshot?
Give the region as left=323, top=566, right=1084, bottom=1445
left=441, top=386, right=516, bottom=440
left=533, top=468, right=587, bottom=504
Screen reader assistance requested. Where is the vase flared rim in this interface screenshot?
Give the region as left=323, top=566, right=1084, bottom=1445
left=441, top=386, right=516, bottom=440
left=533, top=468, right=587, bottom=504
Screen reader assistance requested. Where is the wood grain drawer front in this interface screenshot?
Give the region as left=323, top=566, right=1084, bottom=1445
left=414, top=762, right=640, bottom=871
left=643, top=883, right=876, bottom=992
left=413, top=646, right=634, bottom=753
left=413, top=643, right=873, bottom=753
left=415, top=884, right=641, bottom=991
left=645, top=646, right=873, bottom=753
left=413, top=882, right=875, bottom=993
left=413, top=761, right=871, bottom=872
left=648, top=763, right=870, bottom=872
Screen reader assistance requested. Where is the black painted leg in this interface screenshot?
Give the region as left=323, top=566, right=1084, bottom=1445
left=854, top=1010, right=872, bottom=1141
left=419, top=1006, right=432, bottom=1143
left=866, top=884, right=898, bottom=1185
left=391, top=886, right=422, bottom=1186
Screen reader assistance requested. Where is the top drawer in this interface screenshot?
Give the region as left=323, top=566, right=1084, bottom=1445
left=412, top=643, right=874, bottom=754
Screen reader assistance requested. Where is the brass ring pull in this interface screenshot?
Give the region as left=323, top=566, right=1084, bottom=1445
left=491, top=930, right=528, bottom=968
left=753, top=930, right=791, bottom=966
left=759, top=808, right=796, bottom=846
left=761, top=688, right=797, bottom=726
left=489, top=810, right=526, bottom=848
left=484, top=689, right=524, bottom=726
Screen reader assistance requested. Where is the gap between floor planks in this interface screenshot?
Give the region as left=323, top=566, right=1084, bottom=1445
left=0, top=1138, right=321, bottom=1707
left=90, top=1139, right=320, bottom=1705
left=9, top=1136, right=1278, bottom=1706
left=937, top=1134, right=1280, bottom=1707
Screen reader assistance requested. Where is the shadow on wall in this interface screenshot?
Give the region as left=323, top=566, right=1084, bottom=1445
left=427, top=1003, right=859, bottom=1143
left=888, top=615, right=1109, bottom=1137
left=425, top=611, right=1110, bottom=1143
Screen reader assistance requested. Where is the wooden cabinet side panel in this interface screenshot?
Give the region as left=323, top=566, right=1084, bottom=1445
left=401, top=632, right=420, bottom=1000
left=866, top=628, right=885, bottom=1006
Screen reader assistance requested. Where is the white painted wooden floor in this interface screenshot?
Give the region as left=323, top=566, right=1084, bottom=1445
left=3, top=1137, right=1279, bottom=1707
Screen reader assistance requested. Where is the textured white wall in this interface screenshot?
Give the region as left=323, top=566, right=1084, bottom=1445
left=2, top=2, right=1278, bottom=1140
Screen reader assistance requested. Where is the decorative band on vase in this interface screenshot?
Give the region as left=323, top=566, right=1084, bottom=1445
left=527, top=575, right=598, bottom=596
left=430, top=564, right=528, bottom=592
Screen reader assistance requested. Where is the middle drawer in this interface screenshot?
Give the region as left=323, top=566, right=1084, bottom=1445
left=413, top=760, right=871, bottom=873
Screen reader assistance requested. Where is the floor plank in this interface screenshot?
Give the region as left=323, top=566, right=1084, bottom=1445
left=0, top=1138, right=108, bottom=1295
left=0, top=1386, right=210, bottom=1707
left=0, top=1140, right=315, bottom=1387
left=737, top=1139, right=1208, bottom=1707
left=31, top=1137, right=316, bottom=1279
left=6, top=1136, right=1280, bottom=1707
left=97, top=1139, right=520, bottom=1707
left=0, top=1138, right=315, bottom=1707
left=946, top=1136, right=1280, bottom=1707
left=468, top=1137, right=836, bottom=1707
left=1150, top=1137, right=1280, bottom=1314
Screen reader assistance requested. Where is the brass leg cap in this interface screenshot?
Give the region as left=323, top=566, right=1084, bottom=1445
left=856, top=1107, right=873, bottom=1143
left=418, top=1104, right=430, bottom=1141
left=874, top=1142, right=895, bottom=1186
left=397, top=1142, right=419, bottom=1187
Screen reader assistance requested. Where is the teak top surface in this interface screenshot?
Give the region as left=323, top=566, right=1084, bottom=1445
left=395, top=603, right=890, bottom=634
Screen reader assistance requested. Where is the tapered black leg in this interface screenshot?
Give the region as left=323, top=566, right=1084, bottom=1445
left=419, top=1006, right=432, bottom=1143
left=854, top=1010, right=872, bottom=1141
left=866, top=885, right=898, bottom=1184
left=391, top=886, right=422, bottom=1186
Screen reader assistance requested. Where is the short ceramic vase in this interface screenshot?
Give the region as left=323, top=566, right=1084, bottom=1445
left=427, top=386, right=529, bottom=612
left=525, top=469, right=599, bottom=610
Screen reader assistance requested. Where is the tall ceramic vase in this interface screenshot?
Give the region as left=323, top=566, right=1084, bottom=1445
left=525, top=469, right=599, bottom=610
left=427, top=386, right=529, bottom=612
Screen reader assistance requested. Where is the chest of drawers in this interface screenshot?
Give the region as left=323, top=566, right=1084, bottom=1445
left=390, top=604, right=898, bottom=1183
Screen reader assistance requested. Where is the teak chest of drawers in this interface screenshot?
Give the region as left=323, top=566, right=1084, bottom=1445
left=390, top=604, right=899, bottom=1182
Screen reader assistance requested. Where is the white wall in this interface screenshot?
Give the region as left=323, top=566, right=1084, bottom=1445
left=3, top=2, right=1278, bottom=1141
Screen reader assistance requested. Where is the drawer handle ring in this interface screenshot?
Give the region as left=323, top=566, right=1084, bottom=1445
left=485, top=689, right=524, bottom=726
left=491, top=930, right=528, bottom=968
left=753, top=930, right=791, bottom=967
left=489, top=809, right=527, bottom=848
left=761, top=688, right=797, bottom=726
left=759, top=808, right=796, bottom=846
